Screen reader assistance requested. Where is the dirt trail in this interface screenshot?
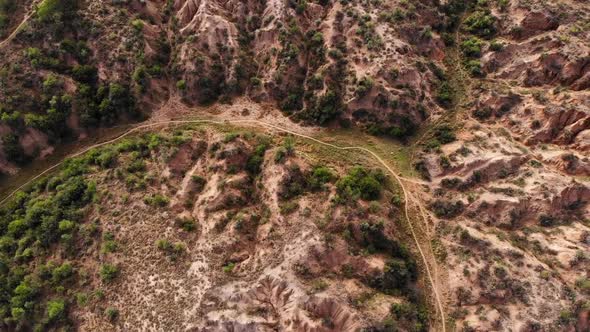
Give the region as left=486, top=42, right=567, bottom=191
left=0, top=1, right=38, bottom=49
left=0, top=117, right=447, bottom=331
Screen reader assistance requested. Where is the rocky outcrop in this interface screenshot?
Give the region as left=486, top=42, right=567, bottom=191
left=528, top=106, right=590, bottom=146
left=550, top=183, right=590, bottom=213
left=552, top=153, right=590, bottom=176
left=513, top=11, right=559, bottom=40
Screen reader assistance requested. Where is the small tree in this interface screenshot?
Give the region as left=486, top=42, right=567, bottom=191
left=46, top=299, right=66, bottom=322
left=105, top=307, right=119, bottom=322
left=99, top=264, right=119, bottom=283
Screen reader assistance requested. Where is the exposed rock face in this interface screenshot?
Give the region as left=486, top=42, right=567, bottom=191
left=553, top=153, right=590, bottom=176
left=526, top=106, right=590, bottom=146
left=515, top=11, right=560, bottom=40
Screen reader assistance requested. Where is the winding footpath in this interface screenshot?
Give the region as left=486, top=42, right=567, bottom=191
left=0, top=1, right=38, bottom=49
left=0, top=118, right=446, bottom=331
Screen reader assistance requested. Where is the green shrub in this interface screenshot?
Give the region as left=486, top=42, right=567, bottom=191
left=105, top=307, right=119, bottom=322
left=36, top=0, right=76, bottom=23
left=7, top=219, right=27, bottom=237
left=46, top=299, right=66, bottom=322
left=51, top=262, right=73, bottom=284
left=175, top=217, right=196, bottom=232
left=460, top=36, right=484, bottom=57
left=274, top=147, right=288, bottom=163
left=71, top=65, right=97, bottom=84
left=143, top=194, right=169, bottom=207
left=465, top=60, right=483, bottom=77
left=497, top=0, right=509, bottom=11
left=489, top=40, right=504, bottom=51
left=155, top=239, right=171, bottom=251
left=130, top=19, right=144, bottom=31
left=359, top=221, right=409, bottom=256
left=2, top=133, right=28, bottom=165
left=279, top=201, right=299, bottom=215
left=57, top=219, right=75, bottom=233
left=0, top=0, right=14, bottom=14
left=11, top=307, right=25, bottom=321
left=0, top=13, right=7, bottom=30
left=37, top=0, right=64, bottom=20
left=441, top=32, right=455, bottom=46
left=575, top=277, right=590, bottom=294
left=250, top=77, right=262, bottom=86
left=436, top=81, right=453, bottom=107
left=94, top=149, right=117, bottom=168
left=190, top=175, right=206, bottom=192
left=223, top=132, right=239, bottom=143
left=388, top=116, right=417, bottom=139
left=42, top=74, right=62, bottom=93
left=222, top=262, right=235, bottom=273
left=307, top=166, right=335, bottom=191
left=389, top=302, right=429, bottom=332
left=156, top=239, right=185, bottom=260
left=441, top=177, right=462, bottom=189
left=245, top=141, right=269, bottom=175
left=336, top=167, right=385, bottom=202
left=463, top=10, right=496, bottom=37
left=101, top=240, right=117, bottom=254
left=301, top=90, right=341, bottom=125
left=356, top=16, right=383, bottom=50
left=132, top=66, right=148, bottom=93
left=11, top=278, right=40, bottom=312
left=370, top=258, right=418, bottom=294
left=356, top=77, right=374, bottom=98
left=99, top=264, right=119, bottom=283
left=472, top=107, right=492, bottom=120
left=280, top=87, right=304, bottom=112
left=98, top=83, right=136, bottom=125
left=430, top=199, right=464, bottom=218
left=432, top=125, right=456, bottom=144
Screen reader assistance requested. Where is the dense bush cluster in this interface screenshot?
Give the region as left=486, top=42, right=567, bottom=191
left=278, top=164, right=336, bottom=200
left=0, top=158, right=97, bottom=329
left=1, top=134, right=28, bottom=166
left=298, top=90, right=342, bottom=125
left=436, top=81, right=454, bottom=107
left=424, top=124, right=456, bottom=150
left=336, top=167, right=386, bottom=202
left=463, top=10, right=496, bottom=38
left=355, top=221, right=420, bottom=297
left=36, top=0, right=77, bottom=24
left=0, top=0, right=143, bottom=169
left=460, top=36, right=484, bottom=57
left=0, top=129, right=192, bottom=329
left=430, top=199, right=465, bottom=218
left=351, top=218, right=428, bottom=331
left=245, top=138, right=270, bottom=175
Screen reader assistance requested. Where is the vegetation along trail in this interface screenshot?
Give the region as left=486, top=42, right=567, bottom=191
left=0, top=117, right=446, bottom=331
left=0, top=0, right=39, bottom=49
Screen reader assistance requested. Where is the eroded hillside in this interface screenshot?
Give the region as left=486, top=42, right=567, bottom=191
left=0, top=0, right=455, bottom=176
left=0, top=125, right=437, bottom=331
left=413, top=0, right=590, bottom=330
left=0, top=0, right=588, bottom=331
